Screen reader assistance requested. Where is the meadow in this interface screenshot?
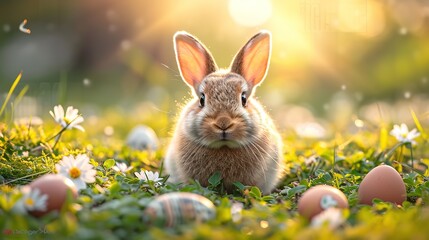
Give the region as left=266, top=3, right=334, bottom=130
left=2, top=1, right=429, bottom=239
left=1, top=73, right=429, bottom=240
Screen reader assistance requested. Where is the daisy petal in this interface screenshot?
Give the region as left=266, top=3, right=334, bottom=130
left=72, top=178, right=87, bottom=190
left=73, top=125, right=85, bottom=132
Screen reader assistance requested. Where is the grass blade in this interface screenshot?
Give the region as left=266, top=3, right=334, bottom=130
left=383, top=142, right=405, bottom=161
left=0, top=72, right=22, bottom=118
left=13, top=84, right=29, bottom=108
left=379, top=125, right=388, bottom=150
left=410, top=109, right=427, bottom=140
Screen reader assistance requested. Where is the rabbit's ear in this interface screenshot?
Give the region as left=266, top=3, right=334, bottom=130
left=230, top=31, right=271, bottom=89
left=174, top=31, right=217, bottom=91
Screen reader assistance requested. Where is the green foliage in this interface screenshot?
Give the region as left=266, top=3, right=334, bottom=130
left=103, top=159, right=116, bottom=169
left=0, top=72, right=22, bottom=119
left=1, top=111, right=429, bottom=239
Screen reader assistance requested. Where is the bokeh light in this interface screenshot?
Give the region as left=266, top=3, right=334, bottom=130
left=0, top=0, right=428, bottom=135
left=228, top=0, right=273, bottom=27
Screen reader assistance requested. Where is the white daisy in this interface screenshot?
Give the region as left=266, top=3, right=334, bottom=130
left=112, top=162, right=133, bottom=173
left=134, top=170, right=163, bottom=185
left=311, top=208, right=344, bottom=229
left=14, top=187, right=48, bottom=214
left=390, top=123, right=420, bottom=145
left=56, top=154, right=96, bottom=190
left=49, top=105, right=85, bottom=131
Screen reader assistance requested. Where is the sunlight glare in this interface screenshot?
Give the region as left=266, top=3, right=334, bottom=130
left=228, top=0, right=272, bottom=27
left=337, top=0, right=385, bottom=38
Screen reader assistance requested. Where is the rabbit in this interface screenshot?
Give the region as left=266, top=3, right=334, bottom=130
left=165, top=30, right=284, bottom=194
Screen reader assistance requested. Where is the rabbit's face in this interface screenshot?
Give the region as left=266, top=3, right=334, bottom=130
left=174, top=31, right=272, bottom=148
left=184, top=72, right=260, bottom=148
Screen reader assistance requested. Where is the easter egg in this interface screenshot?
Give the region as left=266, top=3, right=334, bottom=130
left=126, top=125, right=159, bottom=150
left=144, top=192, right=216, bottom=227
left=28, top=174, right=78, bottom=217
left=358, top=165, right=406, bottom=205
left=297, top=185, right=348, bottom=220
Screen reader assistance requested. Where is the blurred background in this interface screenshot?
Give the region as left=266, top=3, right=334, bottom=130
left=1, top=0, right=429, bottom=139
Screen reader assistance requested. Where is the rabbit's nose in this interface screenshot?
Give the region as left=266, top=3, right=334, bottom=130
left=213, top=116, right=234, bottom=131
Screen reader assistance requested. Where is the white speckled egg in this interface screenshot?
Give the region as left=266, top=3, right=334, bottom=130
left=143, top=192, right=216, bottom=227
left=126, top=125, right=159, bottom=150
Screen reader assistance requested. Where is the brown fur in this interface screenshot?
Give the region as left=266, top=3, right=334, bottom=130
left=165, top=31, right=284, bottom=194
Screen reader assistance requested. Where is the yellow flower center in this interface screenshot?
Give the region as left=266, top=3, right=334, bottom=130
left=25, top=198, right=34, bottom=207
left=69, top=167, right=81, bottom=179
left=64, top=117, right=72, bottom=125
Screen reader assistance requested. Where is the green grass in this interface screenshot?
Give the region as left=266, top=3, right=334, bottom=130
left=1, top=110, right=429, bottom=240
left=1, top=72, right=429, bottom=239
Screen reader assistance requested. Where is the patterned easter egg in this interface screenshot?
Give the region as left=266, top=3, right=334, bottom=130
left=143, top=192, right=216, bottom=227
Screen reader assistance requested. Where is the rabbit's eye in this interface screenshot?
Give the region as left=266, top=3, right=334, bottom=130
left=199, top=93, right=205, bottom=107
left=241, top=92, right=247, bottom=107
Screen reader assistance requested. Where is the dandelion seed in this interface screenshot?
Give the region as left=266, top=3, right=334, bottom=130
left=49, top=105, right=85, bottom=131
left=341, top=85, right=346, bottom=90
left=19, top=19, right=31, bottom=34
left=56, top=154, right=96, bottom=190
left=390, top=123, right=420, bottom=145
